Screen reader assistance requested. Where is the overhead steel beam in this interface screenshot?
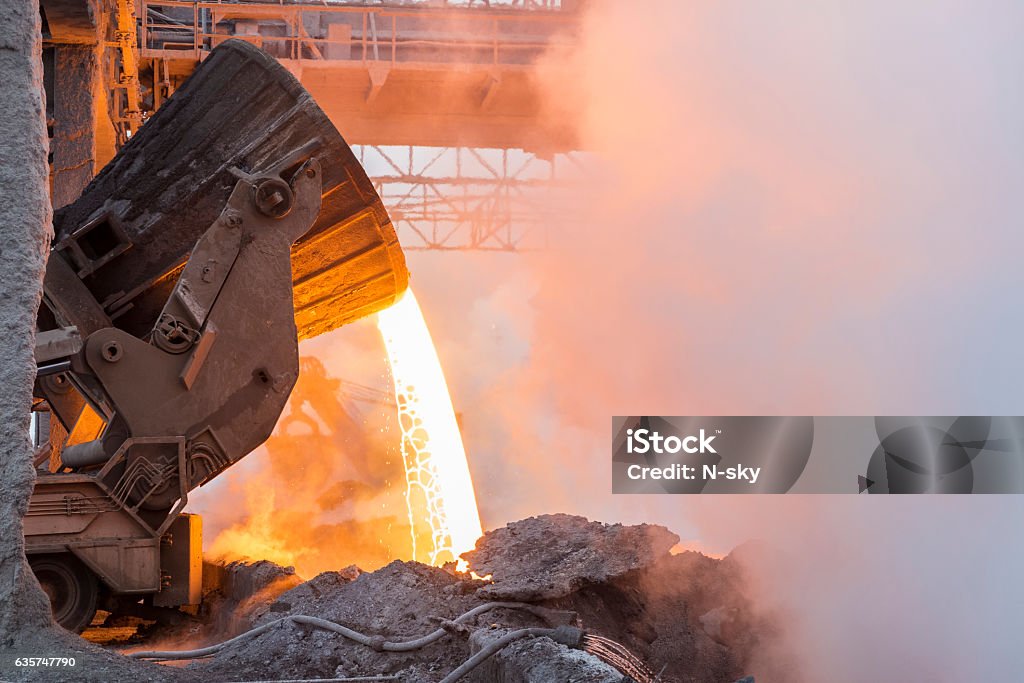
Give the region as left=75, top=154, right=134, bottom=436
left=136, top=0, right=582, bottom=152
left=357, top=145, right=588, bottom=251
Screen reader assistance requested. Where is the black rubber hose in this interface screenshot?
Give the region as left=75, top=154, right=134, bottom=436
left=127, top=602, right=547, bottom=661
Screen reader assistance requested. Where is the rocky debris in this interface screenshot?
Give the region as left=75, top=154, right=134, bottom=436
left=590, top=547, right=794, bottom=682
left=460, top=516, right=787, bottom=681
left=63, top=517, right=788, bottom=682
left=212, top=560, right=304, bottom=630
left=219, top=560, right=302, bottom=600
left=548, top=552, right=739, bottom=682
left=462, top=514, right=679, bottom=601
left=467, top=628, right=623, bottom=683
left=187, top=560, right=493, bottom=682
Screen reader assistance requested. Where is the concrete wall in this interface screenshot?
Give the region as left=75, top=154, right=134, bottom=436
left=0, top=0, right=62, bottom=638
left=51, top=41, right=117, bottom=208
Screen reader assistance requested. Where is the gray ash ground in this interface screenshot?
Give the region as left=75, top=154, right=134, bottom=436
left=0, top=626, right=189, bottom=683
left=189, top=561, right=488, bottom=682
left=177, top=515, right=792, bottom=682
left=13, top=515, right=792, bottom=682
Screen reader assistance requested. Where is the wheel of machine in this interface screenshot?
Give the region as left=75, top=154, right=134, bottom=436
left=28, top=554, right=99, bottom=633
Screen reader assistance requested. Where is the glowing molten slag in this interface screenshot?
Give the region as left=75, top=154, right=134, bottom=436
left=377, top=289, right=483, bottom=567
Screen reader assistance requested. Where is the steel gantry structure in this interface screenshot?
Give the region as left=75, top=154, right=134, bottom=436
left=356, top=145, right=588, bottom=251
left=49, top=0, right=587, bottom=251
left=136, top=0, right=582, bottom=148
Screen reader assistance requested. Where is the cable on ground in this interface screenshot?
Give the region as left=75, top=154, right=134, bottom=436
left=127, top=602, right=552, bottom=661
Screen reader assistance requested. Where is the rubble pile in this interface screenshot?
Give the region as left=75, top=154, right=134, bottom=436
left=174, top=515, right=786, bottom=682
left=469, top=628, right=625, bottom=683
left=462, top=515, right=776, bottom=681
left=200, top=559, right=305, bottom=635
left=462, top=514, right=679, bottom=600
left=188, top=561, right=487, bottom=681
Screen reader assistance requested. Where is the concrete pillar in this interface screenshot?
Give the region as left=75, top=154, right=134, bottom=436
left=0, top=0, right=62, bottom=639
left=51, top=43, right=117, bottom=209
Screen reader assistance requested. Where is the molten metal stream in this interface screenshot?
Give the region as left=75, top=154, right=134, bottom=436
left=584, top=634, right=658, bottom=682
left=377, top=289, right=483, bottom=566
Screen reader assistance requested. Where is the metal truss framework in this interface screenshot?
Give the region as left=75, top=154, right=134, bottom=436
left=138, top=0, right=574, bottom=66
left=124, top=0, right=587, bottom=252
left=356, top=145, right=588, bottom=251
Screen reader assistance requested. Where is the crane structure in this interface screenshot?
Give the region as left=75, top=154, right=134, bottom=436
left=28, top=0, right=588, bottom=633
left=356, top=144, right=587, bottom=251
left=53, top=0, right=588, bottom=252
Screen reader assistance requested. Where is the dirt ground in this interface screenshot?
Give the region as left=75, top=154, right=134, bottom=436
left=2, top=516, right=790, bottom=682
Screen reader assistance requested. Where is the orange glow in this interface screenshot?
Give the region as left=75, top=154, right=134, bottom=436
left=200, top=292, right=482, bottom=576
left=208, top=488, right=298, bottom=570
left=377, top=289, right=483, bottom=567
left=202, top=355, right=413, bottom=578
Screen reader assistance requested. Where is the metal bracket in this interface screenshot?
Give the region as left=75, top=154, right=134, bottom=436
left=55, top=210, right=133, bottom=278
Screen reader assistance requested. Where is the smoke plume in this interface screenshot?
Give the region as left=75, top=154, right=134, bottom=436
left=412, top=2, right=1024, bottom=680
left=195, top=1, right=1024, bottom=678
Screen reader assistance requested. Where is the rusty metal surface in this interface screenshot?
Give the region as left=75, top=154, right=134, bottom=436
left=42, top=252, right=112, bottom=336
left=28, top=40, right=409, bottom=613
left=83, top=165, right=323, bottom=512
left=34, top=327, right=82, bottom=364
left=73, top=540, right=161, bottom=594
left=25, top=474, right=160, bottom=594
left=51, top=38, right=407, bottom=342
left=154, top=513, right=202, bottom=607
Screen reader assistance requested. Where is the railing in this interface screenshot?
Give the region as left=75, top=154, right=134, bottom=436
left=139, top=0, right=577, bottom=66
